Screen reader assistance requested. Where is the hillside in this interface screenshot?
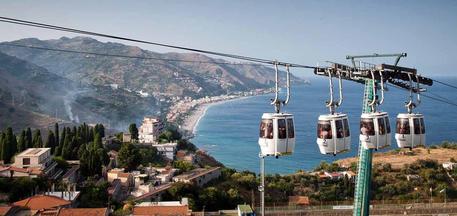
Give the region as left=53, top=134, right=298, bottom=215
left=0, top=51, right=158, bottom=130
left=0, top=37, right=302, bottom=99
left=0, top=101, right=63, bottom=131
left=336, top=147, right=457, bottom=169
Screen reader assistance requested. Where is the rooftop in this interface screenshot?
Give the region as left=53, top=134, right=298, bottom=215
left=13, top=195, right=71, bottom=210
left=173, top=167, right=221, bottom=181
left=136, top=201, right=183, bottom=207
left=238, top=204, right=253, bottom=213
left=62, top=165, right=79, bottom=179
left=17, top=148, right=50, bottom=157
left=46, top=191, right=80, bottom=201
left=58, top=208, right=108, bottom=216
left=151, top=142, right=178, bottom=148
left=289, top=196, right=310, bottom=205
left=133, top=205, right=189, bottom=216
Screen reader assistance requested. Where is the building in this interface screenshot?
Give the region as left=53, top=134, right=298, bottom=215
left=139, top=117, right=164, bottom=144
left=133, top=199, right=190, bottom=216
left=288, top=196, right=310, bottom=206
left=26, top=207, right=108, bottom=216
left=54, top=208, right=109, bottom=216
left=107, top=168, right=134, bottom=187
left=0, top=148, right=57, bottom=178
left=237, top=204, right=255, bottom=216
left=155, top=167, right=177, bottom=183
left=123, top=133, right=132, bottom=143
left=62, top=165, right=80, bottom=185
left=172, top=167, right=221, bottom=187
left=0, top=206, right=19, bottom=216
left=152, top=143, right=178, bottom=160
left=443, top=162, right=457, bottom=170
left=406, top=174, right=421, bottom=181
left=108, top=179, right=122, bottom=202
left=13, top=195, right=73, bottom=210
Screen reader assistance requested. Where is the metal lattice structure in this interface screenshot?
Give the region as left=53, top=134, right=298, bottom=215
left=314, top=53, right=433, bottom=216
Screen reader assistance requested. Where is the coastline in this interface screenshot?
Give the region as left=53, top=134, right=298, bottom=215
left=180, top=95, right=257, bottom=138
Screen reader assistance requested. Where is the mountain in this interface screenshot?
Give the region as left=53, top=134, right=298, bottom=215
left=0, top=37, right=303, bottom=131
left=0, top=51, right=157, bottom=131
left=0, top=37, right=301, bottom=98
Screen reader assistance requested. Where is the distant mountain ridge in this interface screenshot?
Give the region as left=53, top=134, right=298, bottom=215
left=0, top=37, right=301, bottom=98
left=0, top=37, right=303, bottom=131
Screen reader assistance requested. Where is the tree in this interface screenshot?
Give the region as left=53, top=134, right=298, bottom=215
left=45, top=131, right=56, bottom=154
left=25, top=128, right=32, bottom=149
left=32, top=129, right=43, bottom=148
left=139, top=147, right=159, bottom=166
left=173, top=161, right=194, bottom=173
left=128, top=124, right=139, bottom=141
left=54, top=123, right=59, bottom=148
left=94, top=124, right=105, bottom=138
left=79, top=181, right=109, bottom=207
left=17, top=130, right=26, bottom=153
left=118, top=143, right=141, bottom=171
left=0, top=132, right=5, bottom=162
left=79, top=143, right=109, bottom=177
left=1, top=128, right=17, bottom=164
left=3, top=129, right=15, bottom=163
left=56, top=127, right=66, bottom=156
left=159, top=129, right=182, bottom=143
left=61, top=134, right=72, bottom=159
left=94, top=133, right=103, bottom=149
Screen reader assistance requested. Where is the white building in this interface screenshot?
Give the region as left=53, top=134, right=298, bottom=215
left=151, top=143, right=178, bottom=160
left=173, top=167, right=221, bottom=187
left=443, top=162, right=457, bottom=170
left=13, top=148, right=53, bottom=169
left=0, top=148, right=57, bottom=178
left=139, top=117, right=164, bottom=144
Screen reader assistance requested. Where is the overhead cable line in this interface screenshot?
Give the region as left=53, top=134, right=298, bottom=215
left=386, top=83, right=457, bottom=108
left=0, top=43, right=264, bottom=66
left=0, top=16, right=316, bottom=69
left=430, top=78, right=457, bottom=90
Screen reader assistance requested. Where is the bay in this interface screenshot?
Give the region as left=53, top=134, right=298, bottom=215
left=191, top=77, right=457, bottom=174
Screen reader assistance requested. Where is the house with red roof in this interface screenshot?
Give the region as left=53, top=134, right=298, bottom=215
left=13, top=195, right=72, bottom=210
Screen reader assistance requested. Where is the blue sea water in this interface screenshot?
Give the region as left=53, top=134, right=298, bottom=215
left=191, top=77, right=457, bottom=174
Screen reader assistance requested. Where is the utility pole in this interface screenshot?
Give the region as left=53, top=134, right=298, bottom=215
left=430, top=187, right=433, bottom=207
left=259, top=153, right=265, bottom=216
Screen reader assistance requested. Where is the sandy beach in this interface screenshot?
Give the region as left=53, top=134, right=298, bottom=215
left=181, top=103, right=210, bottom=136
left=180, top=95, right=255, bottom=138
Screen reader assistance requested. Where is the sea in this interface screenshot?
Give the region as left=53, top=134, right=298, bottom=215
left=191, top=77, right=457, bottom=174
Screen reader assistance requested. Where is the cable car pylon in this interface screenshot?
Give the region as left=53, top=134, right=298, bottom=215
left=314, top=53, right=433, bottom=216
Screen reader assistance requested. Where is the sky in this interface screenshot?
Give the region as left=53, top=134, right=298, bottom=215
left=0, top=0, right=456, bottom=77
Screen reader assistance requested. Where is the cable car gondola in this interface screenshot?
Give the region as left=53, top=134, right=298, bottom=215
left=395, top=74, right=426, bottom=149
left=359, top=71, right=391, bottom=150
left=360, top=112, right=391, bottom=150
left=259, top=113, right=295, bottom=156
left=395, top=113, right=425, bottom=148
left=258, top=63, right=295, bottom=157
left=316, top=71, right=351, bottom=155
left=317, top=114, right=351, bottom=155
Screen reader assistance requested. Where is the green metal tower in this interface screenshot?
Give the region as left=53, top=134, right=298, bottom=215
left=313, top=53, right=433, bottom=216
left=353, top=79, right=375, bottom=216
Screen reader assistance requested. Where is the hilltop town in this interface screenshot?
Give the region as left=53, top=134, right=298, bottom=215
left=2, top=115, right=457, bottom=215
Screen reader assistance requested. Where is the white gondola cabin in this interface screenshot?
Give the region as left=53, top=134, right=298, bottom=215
left=395, top=113, right=425, bottom=149
left=359, top=112, right=391, bottom=150
left=316, top=113, right=351, bottom=155
left=258, top=113, right=295, bottom=157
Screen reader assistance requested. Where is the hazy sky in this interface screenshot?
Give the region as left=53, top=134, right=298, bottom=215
left=0, top=0, right=456, bottom=76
